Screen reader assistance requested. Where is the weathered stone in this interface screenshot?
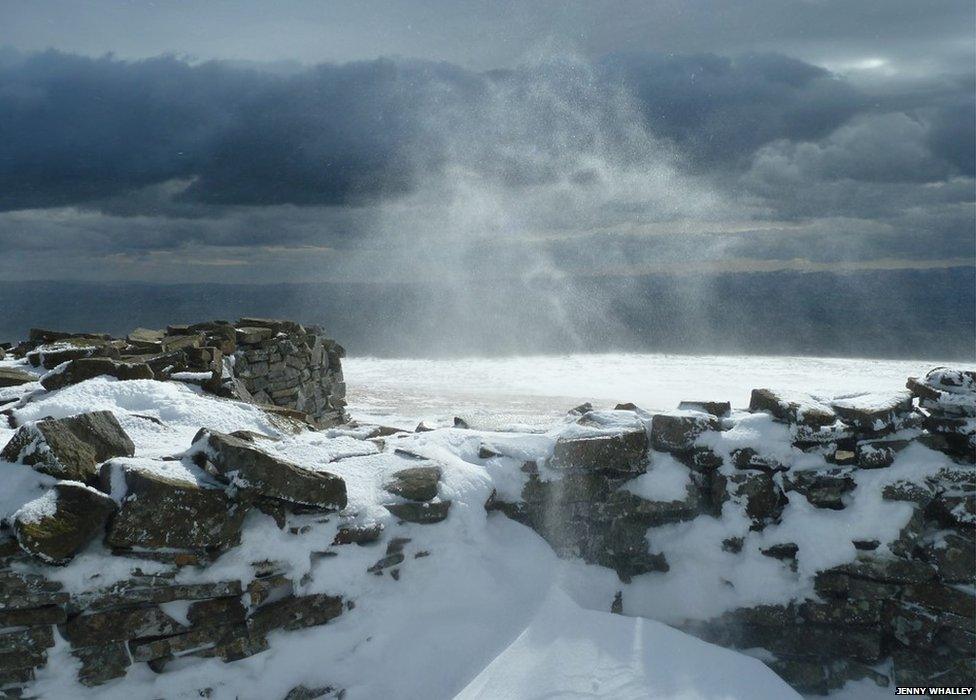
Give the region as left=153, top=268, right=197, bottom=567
left=676, top=446, right=724, bottom=472
left=128, top=623, right=248, bottom=663
left=0, top=368, right=36, bottom=388
left=761, top=542, right=798, bottom=561
left=100, top=461, right=248, bottom=553
left=714, top=471, right=787, bottom=528
left=61, top=605, right=186, bottom=646
left=928, top=470, right=976, bottom=528
left=247, top=574, right=294, bottom=608
left=385, top=500, right=451, bottom=524
left=159, top=334, right=205, bottom=353
left=78, top=580, right=243, bottom=613
left=194, top=430, right=347, bottom=509
left=749, top=388, right=836, bottom=427
left=799, top=598, right=882, bottom=626
left=0, top=571, right=69, bottom=610
left=383, top=466, right=441, bottom=502
left=917, top=531, right=975, bottom=583
left=72, top=642, right=131, bottom=686
left=332, top=523, right=383, bottom=546
left=855, top=439, right=909, bottom=469
left=783, top=467, right=856, bottom=510
left=0, top=626, right=54, bottom=655
left=550, top=431, right=649, bottom=473
left=13, top=482, right=117, bottom=564
left=882, top=479, right=935, bottom=506
left=730, top=447, right=788, bottom=473
left=677, top=401, right=731, bottom=417
left=40, top=357, right=153, bottom=390
left=608, top=487, right=701, bottom=527
left=236, top=327, right=276, bottom=345
left=126, top=328, right=165, bottom=348
left=830, top=391, right=913, bottom=432
left=830, top=557, right=938, bottom=585
left=1, top=411, right=134, bottom=481
left=283, top=685, right=343, bottom=700
left=27, top=339, right=119, bottom=370
left=0, top=605, right=66, bottom=628
left=650, top=413, right=719, bottom=453
left=902, top=581, right=975, bottom=618
left=248, top=593, right=343, bottom=635
left=814, top=568, right=903, bottom=600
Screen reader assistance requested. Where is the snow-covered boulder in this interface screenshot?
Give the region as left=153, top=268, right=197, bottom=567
left=1, top=410, right=134, bottom=481
left=12, top=482, right=117, bottom=564
left=40, top=357, right=154, bottom=391
left=190, top=429, right=347, bottom=509
left=99, top=459, right=248, bottom=553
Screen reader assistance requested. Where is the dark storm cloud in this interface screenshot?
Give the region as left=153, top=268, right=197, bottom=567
left=0, top=51, right=463, bottom=211
left=599, top=52, right=861, bottom=168
left=1, top=49, right=971, bottom=212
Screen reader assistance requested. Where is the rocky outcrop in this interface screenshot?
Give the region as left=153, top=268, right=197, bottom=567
left=228, top=317, right=347, bottom=425
left=489, top=372, right=975, bottom=693
left=8, top=317, right=347, bottom=426
left=12, top=483, right=117, bottom=564
left=1, top=411, right=135, bottom=482
left=191, top=429, right=347, bottom=510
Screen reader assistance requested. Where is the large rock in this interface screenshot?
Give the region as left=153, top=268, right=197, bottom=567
left=385, top=500, right=451, bottom=524
left=1, top=411, right=134, bottom=481
left=855, top=439, right=909, bottom=469
left=41, top=357, right=153, bottom=390
left=749, top=388, right=836, bottom=427
left=193, top=430, right=347, bottom=509
left=783, top=467, right=856, bottom=510
left=650, top=413, right=719, bottom=453
left=99, top=461, right=248, bottom=552
left=61, top=604, right=186, bottom=646
left=714, top=471, right=787, bottom=528
left=383, top=466, right=441, bottom=502
left=249, top=593, right=343, bottom=635
left=26, top=338, right=119, bottom=370
left=12, top=483, right=117, bottom=564
left=550, top=431, right=649, bottom=473
left=0, top=367, right=36, bottom=388
left=829, top=391, right=913, bottom=432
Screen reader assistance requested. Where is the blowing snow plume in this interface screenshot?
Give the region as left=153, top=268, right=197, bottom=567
left=352, top=51, right=738, bottom=354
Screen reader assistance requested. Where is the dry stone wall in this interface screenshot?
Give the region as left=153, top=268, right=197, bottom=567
left=3, top=318, right=347, bottom=426
left=489, top=367, right=976, bottom=693
left=0, top=318, right=972, bottom=696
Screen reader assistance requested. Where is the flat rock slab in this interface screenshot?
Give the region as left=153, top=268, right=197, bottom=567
left=783, top=468, right=856, bottom=510
left=383, top=466, right=441, bottom=502
left=100, top=460, right=248, bottom=552
left=550, top=431, right=649, bottom=473
left=194, top=430, right=347, bottom=509
left=62, top=604, right=186, bottom=647
left=750, top=388, right=836, bottom=427
left=677, top=401, right=731, bottom=417
left=0, top=367, right=36, bottom=388
left=249, top=593, right=343, bottom=635
left=385, top=500, right=451, bottom=524
left=12, top=482, right=117, bottom=564
left=830, top=391, right=913, bottom=432
left=650, top=413, right=720, bottom=453
left=1, top=411, right=135, bottom=481
left=41, top=357, right=154, bottom=390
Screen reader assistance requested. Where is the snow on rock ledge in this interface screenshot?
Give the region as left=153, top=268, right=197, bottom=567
left=0, top=331, right=972, bottom=698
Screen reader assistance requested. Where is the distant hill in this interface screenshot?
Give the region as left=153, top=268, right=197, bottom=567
left=2, top=267, right=973, bottom=360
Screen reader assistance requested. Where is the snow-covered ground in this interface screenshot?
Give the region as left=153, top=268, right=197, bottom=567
left=0, top=352, right=955, bottom=699
left=344, top=353, right=937, bottom=429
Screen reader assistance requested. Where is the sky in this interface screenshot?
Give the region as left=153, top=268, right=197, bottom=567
left=0, top=0, right=973, bottom=284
